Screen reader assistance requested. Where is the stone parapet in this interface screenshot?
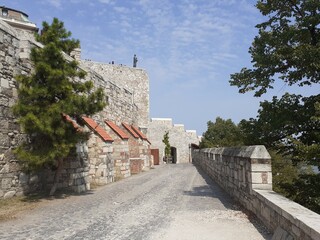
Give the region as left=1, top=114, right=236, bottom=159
left=192, top=146, right=320, bottom=240
left=253, top=190, right=320, bottom=240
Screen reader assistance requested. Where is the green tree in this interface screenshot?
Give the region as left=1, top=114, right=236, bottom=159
left=239, top=93, right=320, bottom=166
left=230, top=0, right=320, bottom=97
left=162, top=131, right=171, bottom=158
left=200, top=117, right=243, bottom=148
left=13, top=18, right=106, bottom=195
left=229, top=0, right=320, bottom=212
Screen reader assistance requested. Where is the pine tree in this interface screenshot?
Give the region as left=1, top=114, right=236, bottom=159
left=13, top=18, right=106, bottom=195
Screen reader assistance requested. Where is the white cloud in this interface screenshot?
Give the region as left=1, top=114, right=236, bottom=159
left=98, top=0, right=112, bottom=4
left=47, top=0, right=61, bottom=8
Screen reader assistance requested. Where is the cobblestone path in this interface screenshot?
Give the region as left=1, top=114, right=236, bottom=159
left=0, top=164, right=271, bottom=240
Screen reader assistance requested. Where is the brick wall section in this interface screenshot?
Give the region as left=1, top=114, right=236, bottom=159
left=114, top=160, right=130, bottom=180
left=130, top=159, right=144, bottom=174
left=104, top=122, right=131, bottom=180
left=192, top=146, right=320, bottom=240
left=87, top=129, right=114, bottom=185
left=122, top=123, right=140, bottom=158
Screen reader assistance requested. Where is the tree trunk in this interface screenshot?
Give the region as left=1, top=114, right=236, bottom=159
left=49, top=158, right=63, bottom=196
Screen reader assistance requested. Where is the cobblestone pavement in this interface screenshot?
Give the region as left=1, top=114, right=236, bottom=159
left=0, top=164, right=271, bottom=240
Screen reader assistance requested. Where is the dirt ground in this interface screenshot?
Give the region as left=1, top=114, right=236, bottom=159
left=0, top=196, right=41, bottom=222
left=0, top=192, right=72, bottom=222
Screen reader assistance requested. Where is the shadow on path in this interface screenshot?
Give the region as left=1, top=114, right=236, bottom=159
left=183, top=163, right=272, bottom=239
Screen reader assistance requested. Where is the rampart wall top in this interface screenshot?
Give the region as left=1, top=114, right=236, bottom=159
left=202, top=145, right=271, bottom=159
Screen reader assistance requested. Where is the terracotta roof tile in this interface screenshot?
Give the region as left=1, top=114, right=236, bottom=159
left=62, top=113, right=83, bottom=132
left=82, top=116, right=113, bottom=142
left=105, top=121, right=129, bottom=140
left=131, top=126, right=151, bottom=144
left=122, top=123, right=139, bottom=138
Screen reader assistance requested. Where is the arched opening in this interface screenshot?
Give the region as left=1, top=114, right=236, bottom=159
left=171, top=147, right=177, bottom=164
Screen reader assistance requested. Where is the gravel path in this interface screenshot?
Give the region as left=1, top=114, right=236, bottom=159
left=0, top=163, right=271, bottom=240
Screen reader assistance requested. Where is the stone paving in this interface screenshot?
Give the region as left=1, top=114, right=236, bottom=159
left=0, top=164, right=271, bottom=240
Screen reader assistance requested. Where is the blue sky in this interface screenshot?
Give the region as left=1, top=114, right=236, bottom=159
left=3, top=0, right=318, bottom=135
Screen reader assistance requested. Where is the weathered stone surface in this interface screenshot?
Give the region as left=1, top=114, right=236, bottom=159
left=3, top=190, right=16, bottom=199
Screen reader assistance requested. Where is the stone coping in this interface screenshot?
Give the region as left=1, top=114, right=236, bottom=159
left=255, top=189, right=320, bottom=239
left=202, top=145, right=271, bottom=159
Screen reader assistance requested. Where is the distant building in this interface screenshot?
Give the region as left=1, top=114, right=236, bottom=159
left=0, top=6, right=38, bottom=32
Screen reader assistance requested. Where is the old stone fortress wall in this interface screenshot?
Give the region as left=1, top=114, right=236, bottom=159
left=1, top=7, right=320, bottom=240
left=0, top=7, right=199, bottom=199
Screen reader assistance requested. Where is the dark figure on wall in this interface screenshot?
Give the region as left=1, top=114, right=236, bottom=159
left=133, top=54, right=138, bottom=67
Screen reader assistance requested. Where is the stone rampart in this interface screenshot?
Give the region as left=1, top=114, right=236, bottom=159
left=192, top=146, right=320, bottom=240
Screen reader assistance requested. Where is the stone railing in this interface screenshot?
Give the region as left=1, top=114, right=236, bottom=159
left=192, top=146, right=320, bottom=240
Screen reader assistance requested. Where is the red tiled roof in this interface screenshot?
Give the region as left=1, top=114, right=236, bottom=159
left=105, top=121, right=129, bottom=140
left=122, top=122, right=139, bottom=138
left=62, top=113, right=83, bottom=132
left=82, top=116, right=113, bottom=142
left=131, top=126, right=151, bottom=144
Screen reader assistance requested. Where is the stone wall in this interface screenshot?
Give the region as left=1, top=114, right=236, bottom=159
left=80, top=60, right=150, bottom=128
left=0, top=19, right=93, bottom=197
left=0, top=20, right=34, bottom=198
left=148, top=118, right=199, bottom=164
left=82, top=68, right=139, bottom=126
left=43, top=143, right=90, bottom=193
left=0, top=18, right=152, bottom=198
left=86, top=131, right=114, bottom=186
left=192, top=146, right=320, bottom=240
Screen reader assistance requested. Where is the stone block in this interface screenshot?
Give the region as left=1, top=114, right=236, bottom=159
left=0, top=163, right=10, bottom=174
left=251, top=163, right=272, bottom=172
left=271, top=226, right=294, bottom=240
left=291, top=224, right=301, bottom=238
left=1, top=178, right=12, bottom=189
left=251, top=172, right=268, bottom=184
left=0, top=189, right=3, bottom=198
left=3, top=190, right=16, bottom=199
left=0, top=133, right=10, bottom=148
left=310, top=226, right=320, bottom=240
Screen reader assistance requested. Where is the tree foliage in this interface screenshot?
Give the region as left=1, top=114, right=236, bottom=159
left=162, top=131, right=171, bottom=157
left=228, top=0, right=320, bottom=213
left=239, top=93, right=320, bottom=166
left=230, top=0, right=320, bottom=97
left=200, top=117, right=244, bottom=148
left=13, top=18, right=106, bottom=194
